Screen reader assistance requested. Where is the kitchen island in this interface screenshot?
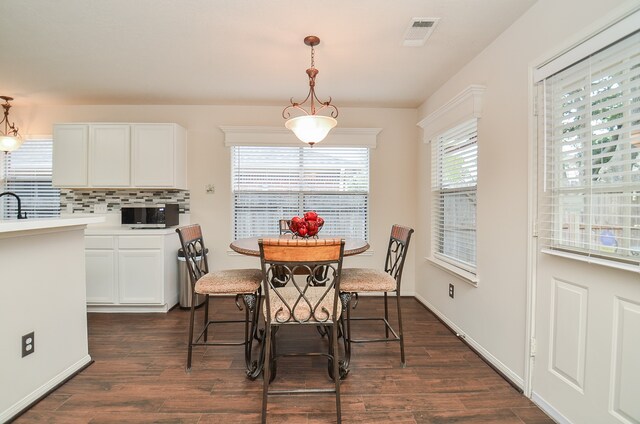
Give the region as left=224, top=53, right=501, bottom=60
left=0, top=216, right=103, bottom=422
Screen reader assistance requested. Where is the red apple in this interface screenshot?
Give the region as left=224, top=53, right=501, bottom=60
left=289, top=221, right=298, bottom=232
left=316, top=216, right=324, bottom=227
left=291, top=216, right=304, bottom=226
left=307, top=221, right=318, bottom=236
left=296, top=225, right=308, bottom=237
left=304, top=211, right=318, bottom=221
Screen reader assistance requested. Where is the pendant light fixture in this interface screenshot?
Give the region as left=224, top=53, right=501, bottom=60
left=0, top=96, right=23, bottom=152
left=283, top=36, right=338, bottom=146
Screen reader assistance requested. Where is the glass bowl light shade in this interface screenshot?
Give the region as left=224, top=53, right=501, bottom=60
left=0, top=134, right=23, bottom=152
left=285, top=115, right=337, bottom=145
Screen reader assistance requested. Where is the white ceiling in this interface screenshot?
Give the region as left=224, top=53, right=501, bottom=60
left=0, top=0, right=536, bottom=108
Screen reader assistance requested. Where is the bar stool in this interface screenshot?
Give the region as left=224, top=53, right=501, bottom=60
left=176, top=224, right=263, bottom=376
left=340, top=224, right=414, bottom=367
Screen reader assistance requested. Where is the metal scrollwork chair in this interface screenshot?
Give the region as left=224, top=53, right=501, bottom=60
left=176, top=224, right=262, bottom=377
left=340, top=224, right=414, bottom=368
left=278, top=219, right=292, bottom=235
left=258, top=237, right=345, bottom=424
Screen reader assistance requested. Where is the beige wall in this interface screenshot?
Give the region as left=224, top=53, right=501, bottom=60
left=15, top=104, right=419, bottom=293
left=415, top=0, right=637, bottom=385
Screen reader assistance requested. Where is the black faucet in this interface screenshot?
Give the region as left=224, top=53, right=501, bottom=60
left=0, top=191, right=27, bottom=219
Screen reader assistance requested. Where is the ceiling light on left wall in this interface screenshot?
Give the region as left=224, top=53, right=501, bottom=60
left=0, top=96, right=23, bottom=152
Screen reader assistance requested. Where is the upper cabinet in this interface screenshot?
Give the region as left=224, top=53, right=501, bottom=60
left=132, top=124, right=186, bottom=189
left=90, top=124, right=131, bottom=187
left=52, top=125, right=89, bottom=187
left=53, top=123, right=187, bottom=189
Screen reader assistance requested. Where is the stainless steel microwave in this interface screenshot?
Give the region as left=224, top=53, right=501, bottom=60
left=121, top=204, right=179, bottom=228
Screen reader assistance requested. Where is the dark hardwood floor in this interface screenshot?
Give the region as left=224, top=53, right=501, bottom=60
left=15, top=297, right=554, bottom=423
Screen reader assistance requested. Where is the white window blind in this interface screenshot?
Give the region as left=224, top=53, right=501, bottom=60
left=232, top=146, right=369, bottom=240
left=431, top=119, right=478, bottom=272
left=540, top=31, right=640, bottom=264
left=2, top=139, right=60, bottom=219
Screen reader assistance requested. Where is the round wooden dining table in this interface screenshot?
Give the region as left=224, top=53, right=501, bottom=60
left=230, top=234, right=370, bottom=257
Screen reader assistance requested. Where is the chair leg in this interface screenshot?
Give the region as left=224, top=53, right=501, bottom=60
left=384, top=292, right=390, bottom=339
left=261, top=325, right=272, bottom=424
left=396, top=291, right=406, bottom=367
left=331, top=322, right=342, bottom=423
left=342, top=297, right=352, bottom=369
left=243, top=297, right=251, bottom=371
left=186, top=290, right=197, bottom=371
left=203, top=294, right=210, bottom=342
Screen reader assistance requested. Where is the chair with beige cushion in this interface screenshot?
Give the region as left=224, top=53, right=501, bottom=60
left=176, top=224, right=262, bottom=376
left=340, top=224, right=414, bottom=368
left=258, top=237, right=345, bottom=424
left=278, top=219, right=292, bottom=234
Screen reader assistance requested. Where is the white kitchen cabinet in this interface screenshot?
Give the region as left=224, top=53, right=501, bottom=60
left=84, top=232, right=179, bottom=312
left=52, top=124, right=88, bottom=186
left=132, top=124, right=186, bottom=189
left=89, top=124, right=131, bottom=187
left=85, top=250, right=117, bottom=303
left=118, top=250, right=163, bottom=304
left=85, top=236, right=117, bottom=303
left=53, top=122, right=186, bottom=189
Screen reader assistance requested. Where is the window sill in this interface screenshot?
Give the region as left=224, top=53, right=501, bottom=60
left=426, top=256, right=478, bottom=286
left=540, top=248, right=640, bottom=274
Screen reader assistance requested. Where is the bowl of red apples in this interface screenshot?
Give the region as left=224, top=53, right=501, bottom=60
left=289, top=211, right=324, bottom=238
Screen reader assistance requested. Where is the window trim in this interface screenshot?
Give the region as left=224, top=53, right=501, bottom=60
left=220, top=126, right=380, bottom=148
left=419, top=86, right=484, bottom=285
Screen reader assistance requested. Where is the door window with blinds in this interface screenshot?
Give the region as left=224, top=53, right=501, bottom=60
left=431, top=119, right=478, bottom=273
left=232, top=146, right=369, bottom=240
left=1, top=138, right=60, bottom=219
left=539, top=31, right=640, bottom=264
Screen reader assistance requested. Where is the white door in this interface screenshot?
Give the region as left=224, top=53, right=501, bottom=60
left=131, top=124, right=175, bottom=187
left=531, top=29, right=640, bottom=424
left=89, top=124, right=130, bottom=187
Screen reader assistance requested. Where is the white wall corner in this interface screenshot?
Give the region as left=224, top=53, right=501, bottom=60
left=220, top=126, right=381, bottom=148
left=413, top=292, right=524, bottom=389
left=417, top=84, right=486, bottom=143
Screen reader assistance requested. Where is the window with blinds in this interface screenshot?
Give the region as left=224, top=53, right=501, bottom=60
left=540, top=31, right=640, bottom=264
left=1, top=138, right=60, bottom=219
left=232, top=146, right=369, bottom=240
left=539, top=32, right=640, bottom=263
left=431, top=119, right=478, bottom=273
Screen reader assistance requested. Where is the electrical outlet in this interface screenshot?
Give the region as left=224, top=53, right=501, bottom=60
left=448, top=283, right=455, bottom=299
left=22, top=332, right=35, bottom=357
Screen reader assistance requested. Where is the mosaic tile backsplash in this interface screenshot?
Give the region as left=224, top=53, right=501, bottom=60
left=61, top=189, right=190, bottom=213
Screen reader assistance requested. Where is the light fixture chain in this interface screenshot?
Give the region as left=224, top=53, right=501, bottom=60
left=311, top=44, right=315, bottom=69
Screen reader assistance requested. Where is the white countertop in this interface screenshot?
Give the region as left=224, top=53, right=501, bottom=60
left=85, top=226, right=179, bottom=235
left=0, top=216, right=105, bottom=234
left=81, top=211, right=187, bottom=235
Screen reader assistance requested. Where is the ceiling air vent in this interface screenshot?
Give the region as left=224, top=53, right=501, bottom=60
left=402, top=18, right=440, bottom=47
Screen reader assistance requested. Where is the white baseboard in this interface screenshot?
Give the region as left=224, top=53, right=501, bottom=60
left=531, top=391, right=571, bottom=424
left=413, top=293, right=524, bottom=390
left=87, top=303, right=173, bottom=313
left=1, top=354, right=92, bottom=423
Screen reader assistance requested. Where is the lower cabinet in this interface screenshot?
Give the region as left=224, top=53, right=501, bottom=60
left=85, top=232, right=179, bottom=312
left=85, top=250, right=116, bottom=303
